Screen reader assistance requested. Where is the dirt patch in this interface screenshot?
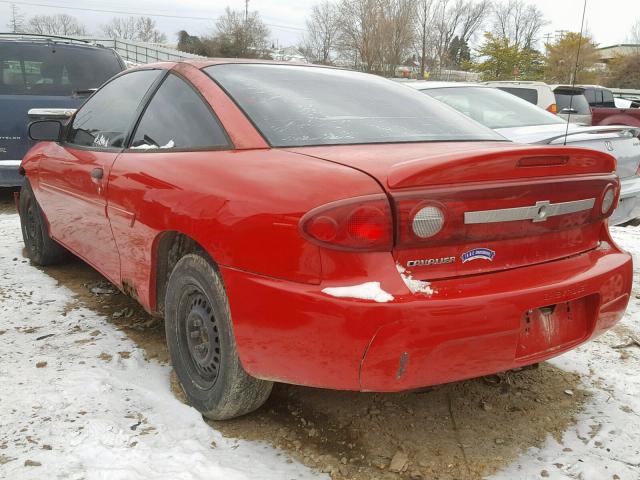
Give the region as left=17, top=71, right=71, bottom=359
left=2, top=188, right=588, bottom=480
left=202, top=365, right=586, bottom=480
left=41, top=259, right=169, bottom=364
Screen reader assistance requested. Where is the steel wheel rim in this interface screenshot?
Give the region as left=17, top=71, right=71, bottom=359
left=177, top=287, right=221, bottom=388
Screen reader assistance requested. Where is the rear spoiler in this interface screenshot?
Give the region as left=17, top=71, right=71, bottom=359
left=533, top=126, right=640, bottom=145
left=27, top=108, right=76, bottom=120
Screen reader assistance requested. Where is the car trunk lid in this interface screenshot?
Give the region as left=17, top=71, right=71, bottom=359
left=496, top=125, right=640, bottom=180
left=288, top=142, right=618, bottom=280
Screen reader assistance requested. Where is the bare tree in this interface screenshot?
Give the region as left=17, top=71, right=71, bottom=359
left=380, top=0, right=417, bottom=75
left=101, top=16, right=167, bottom=43
left=629, top=18, right=640, bottom=55
left=27, top=14, right=87, bottom=36
left=7, top=3, right=25, bottom=33
left=415, top=0, right=439, bottom=77
left=457, top=0, right=491, bottom=43
left=211, top=7, right=271, bottom=58
left=632, top=18, right=640, bottom=44
left=492, top=0, right=547, bottom=50
left=135, top=17, right=167, bottom=43
left=433, top=0, right=491, bottom=69
left=338, top=0, right=385, bottom=72
left=302, top=1, right=340, bottom=64
left=101, top=17, right=137, bottom=40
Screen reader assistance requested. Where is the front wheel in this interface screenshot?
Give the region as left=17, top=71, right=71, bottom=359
left=164, top=253, right=273, bottom=420
left=19, top=182, right=68, bottom=266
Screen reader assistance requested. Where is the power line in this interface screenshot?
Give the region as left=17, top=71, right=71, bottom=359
left=0, top=0, right=307, bottom=32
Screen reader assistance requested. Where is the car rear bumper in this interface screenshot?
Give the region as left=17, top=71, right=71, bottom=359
left=221, top=233, right=632, bottom=392
left=0, top=161, right=24, bottom=187
left=611, top=175, right=640, bottom=225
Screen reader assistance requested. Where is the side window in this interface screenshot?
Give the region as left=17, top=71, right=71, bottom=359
left=584, top=88, right=596, bottom=105
left=67, top=69, right=162, bottom=149
left=130, top=74, right=228, bottom=150
left=602, top=89, right=616, bottom=108
left=498, top=87, right=538, bottom=105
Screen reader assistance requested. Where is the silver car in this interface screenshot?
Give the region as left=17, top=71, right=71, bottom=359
left=405, top=81, right=640, bottom=225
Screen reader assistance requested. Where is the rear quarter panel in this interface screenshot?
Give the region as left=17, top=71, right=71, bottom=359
left=106, top=148, right=384, bottom=312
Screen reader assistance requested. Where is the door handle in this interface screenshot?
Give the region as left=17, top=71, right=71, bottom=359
left=91, top=168, right=104, bottom=180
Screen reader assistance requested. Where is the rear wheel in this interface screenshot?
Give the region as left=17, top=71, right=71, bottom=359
left=19, top=182, right=68, bottom=266
left=164, top=253, right=273, bottom=420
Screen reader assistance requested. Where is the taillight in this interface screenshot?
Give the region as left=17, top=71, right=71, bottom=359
left=599, top=183, right=619, bottom=217
left=300, top=195, right=393, bottom=251
left=411, top=205, right=445, bottom=238
left=396, top=199, right=450, bottom=247
left=547, top=103, right=558, bottom=114
left=393, top=176, right=616, bottom=248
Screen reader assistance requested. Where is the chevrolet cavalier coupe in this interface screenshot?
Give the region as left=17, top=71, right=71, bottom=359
left=18, top=60, right=633, bottom=419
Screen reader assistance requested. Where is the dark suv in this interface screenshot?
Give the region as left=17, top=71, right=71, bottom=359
left=0, top=34, right=125, bottom=187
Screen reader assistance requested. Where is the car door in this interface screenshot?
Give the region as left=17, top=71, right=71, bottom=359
left=106, top=71, right=231, bottom=305
left=36, top=69, right=163, bottom=283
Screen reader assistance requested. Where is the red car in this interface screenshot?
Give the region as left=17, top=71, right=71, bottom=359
left=19, top=60, right=632, bottom=420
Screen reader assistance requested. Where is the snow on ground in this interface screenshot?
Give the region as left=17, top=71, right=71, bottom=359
left=0, top=213, right=325, bottom=480
left=0, top=209, right=639, bottom=480
left=493, top=225, right=640, bottom=480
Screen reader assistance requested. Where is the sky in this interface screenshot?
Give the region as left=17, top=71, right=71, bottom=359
left=1, top=0, right=638, bottom=48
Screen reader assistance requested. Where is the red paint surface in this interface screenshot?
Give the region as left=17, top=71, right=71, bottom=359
left=592, top=107, right=640, bottom=127
left=21, top=61, right=633, bottom=392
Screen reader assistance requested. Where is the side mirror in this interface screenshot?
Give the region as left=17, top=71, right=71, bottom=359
left=29, top=120, right=62, bottom=142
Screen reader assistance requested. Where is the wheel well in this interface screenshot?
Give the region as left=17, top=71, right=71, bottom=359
left=154, top=232, right=212, bottom=316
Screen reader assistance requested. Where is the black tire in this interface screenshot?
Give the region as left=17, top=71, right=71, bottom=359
left=164, top=253, right=273, bottom=420
left=19, top=182, right=68, bottom=266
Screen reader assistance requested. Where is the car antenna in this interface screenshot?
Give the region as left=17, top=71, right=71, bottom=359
left=564, top=0, right=588, bottom=145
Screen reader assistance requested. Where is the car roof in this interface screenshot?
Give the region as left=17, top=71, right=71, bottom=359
left=0, top=33, right=113, bottom=51
left=549, top=84, right=586, bottom=94
left=401, top=81, right=483, bottom=90
left=483, top=81, right=549, bottom=86
left=575, top=84, right=611, bottom=89
left=185, top=58, right=321, bottom=69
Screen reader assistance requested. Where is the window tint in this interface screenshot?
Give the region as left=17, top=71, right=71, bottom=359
left=497, top=87, right=539, bottom=105
left=584, top=88, right=596, bottom=105
left=555, top=93, right=591, bottom=115
left=0, top=43, right=123, bottom=96
left=130, top=74, right=228, bottom=150
left=423, top=87, right=565, bottom=129
left=67, top=69, right=162, bottom=149
left=602, top=89, right=616, bottom=108
left=205, top=64, right=502, bottom=147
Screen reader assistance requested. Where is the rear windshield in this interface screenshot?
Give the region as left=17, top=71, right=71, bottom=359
left=497, top=87, right=539, bottom=105
left=422, top=86, right=565, bottom=129
left=0, top=43, right=123, bottom=96
left=205, top=64, right=503, bottom=147
left=555, top=92, right=591, bottom=115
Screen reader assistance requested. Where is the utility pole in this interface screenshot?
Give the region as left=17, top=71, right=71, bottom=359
left=242, top=0, right=249, bottom=57
left=543, top=32, right=553, bottom=46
